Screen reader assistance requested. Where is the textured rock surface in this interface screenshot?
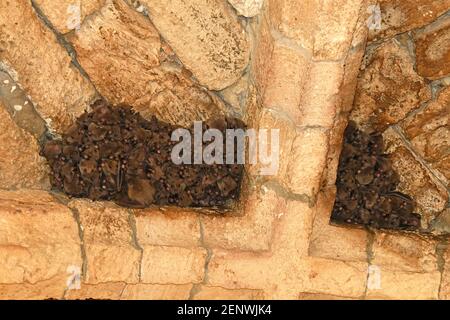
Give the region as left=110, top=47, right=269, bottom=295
left=70, top=0, right=227, bottom=126
left=68, top=200, right=141, bottom=284
left=228, top=0, right=264, bottom=17
left=351, top=40, right=431, bottom=132
left=415, top=15, right=450, bottom=80
left=0, top=0, right=97, bottom=133
left=140, top=0, right=250, bottom=90
left=383, top=128, right=448, bottom=228
left=369, top=0, right=450, bottom=41
left=0, top=190, right=81, bottom=284
left=401, top=87, right=450, bottom=181
left=371, top=232, right=438, bottom=273
left=269, top=0, right=365, bottom=60
left=33, top=0, right=106, bottom=34
left=0, top=102, right=49, bottom=190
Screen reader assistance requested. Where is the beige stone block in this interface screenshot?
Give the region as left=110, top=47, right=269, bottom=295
left=254, top=19, right=310, bottom=121
left=70, top=0, right=226, bottom=127
left=269, top=0, right=364, bottom=60
left=0, top=0, right=97, bottom=133
left=0, top=190, right=81, bottom=284
left=0, top=102, right=49, bottom=190
left=268, top=0, right=317, bottom=53
left=313, top=0, right=364, bottom=60
left=65, top=282, right=126, bottom=300
left=0, top=275, right=67, bottom=300
left=371, top=232, right=438, bottom=273
left=69, top=200, right=141, bottom=284
left=298, top=62, right=343, bottom=128
left=286, top=128, right=329, bottom=198
left=310, top=189, right=368, bottom=262
left=202, top=188, right=282, bottom=252
left=121, top=283, right=192, bottom=300
left=141, top=246, right=207, bottom=284
left=207, top=250, right=271, bottom=290
left=134, top=208, right=201, bottom=247
left=303, top=257, right=368, bottom=298
left=84, top=244, right=141, bottom=284
left=366, top=269, right=440, bottom=300
left=271, top=199, right=315, bottom=258
left=193, top=286, right=265, bottom=300
left=246, top=108, right=296, bottom=183
left=140, top=0, right=250, bottom=90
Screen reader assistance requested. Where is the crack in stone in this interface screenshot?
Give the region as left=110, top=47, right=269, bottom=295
left=436, top=237, right=449, bottom=298
left=30, top=0, right=101, bottom=97
left=189, top=217, right=213, bottom=300
left=127, top=210, right=144, bottom=283
left=392, top=125, right=449, bottom=194
left=363, top=230, right=375, bottom=298
left=261, top=179, right=314, bottom=206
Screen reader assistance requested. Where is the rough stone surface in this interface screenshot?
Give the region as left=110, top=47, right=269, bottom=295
left=0, top=102, right=49, bottom=190
left=310, top=190, right=368, bottom=262
left=351, top=39, right=432, bottom=132
left=304, top=257, right=368, bottom=298
left=366, top=269, right=441, bottom=299
left=369, top=0, right=450, bottom=42
left=371, top=232, right=438, bottom=272
left=322, top=116, right=348, bottom=187
left=201, top=188, right=282, bottom=251
left=286, top=128, right=329, bottom=198
left=298, top=292, right=355, bottom=300
left=401, top=86, right=450, bottom=181
left=0, top=0, right=97, bottom=133
left=247, top=108, right=296, bottom=181
left=140, top=0, right=250, bottom=90
left=193, top=286, right=265, bottom=300
left=299, top=62, right=343, bottom=128
left=383, top=128, right=448, bottom=228
left=439, top=247, right=450, bottom=299
left=269, top=0, right=365, bottom=60
left=68, top=200, right=141, bottom=284
left=70, top=0, right=227, bottom=127
left=0, top=275, right=67, bottom=300
left=253, top=19, right=310, bottom=120
left=141, top=246, right=207, bottom=284
left=65, top=282, right=125, bottom=300
left=207, top=250, right=271, bottom=290
left=134, top=208, right=201, bottom=247
left=415, top=15, right=450, bottom=80
left=34, top=0, right=106, bottom=34
left=0, top=190, right=81, bottom=284
left=120, top=283, right=192, bottom=300
left=228, top=0, right=264, bottom=17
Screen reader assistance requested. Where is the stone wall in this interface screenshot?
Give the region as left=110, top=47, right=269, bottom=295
left=0, top=0, right=449, bottom=300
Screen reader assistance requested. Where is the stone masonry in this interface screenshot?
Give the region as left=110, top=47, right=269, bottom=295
left=0, top=0, right=449, bottom=300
